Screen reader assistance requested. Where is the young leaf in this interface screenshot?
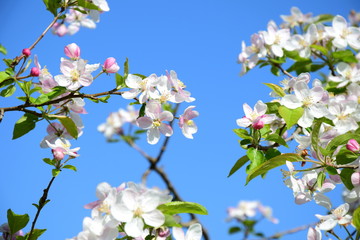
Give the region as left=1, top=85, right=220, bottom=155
left=265, top=102, right=280, bottom=114
left=52, top=169, right=61, bottom=177
left=265, top=133, right=288, bottom=147
left=310, top=44, right=328, bottom=56
left=48, top=115, right=78, bottom=139
left=228, top=226, right=241, bottom=234
left=157, top=201, right=208, bottom=215
left=246, top=153, right=303, bottom=184
left=62, top=165, right=77, bottom=172
left=246, top=148, right=265, bottom=173
left=0, top=84, right=16, bottom=97
left=115, top=73, right=125, bottom=89
left=278, top=106, right=303, bottom=129
left=353, top=206, right=360, bottom=231
left=326, top=132, right=360, bottom=153
left=336, top=149, right=358, bottom=165
left=228, top=155, right=250, bottom=177
left=27, top=229, right=47, bottom=240
left=340, top=168, right=355, bottom=190
left=263, top=83, right=285, bottom=97
left=0, top=44, right=7, bottom=55
left=123, top=58, right=129, bottom=79
left=163, top=214, right=182, bottom=227
left=77, top=0, right=100, bottom=10
left=233, top=129, right=252, bottom=140
left=7, top=209, right=29, bottom=235
left=12, top=113, right=38, bottom=139
left=317, top=172, right=326, bottom=188
left=42, top=0, right=61, bottom=16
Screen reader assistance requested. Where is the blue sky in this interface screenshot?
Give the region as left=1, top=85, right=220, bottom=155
left=1, top=0, right=360, bottom=239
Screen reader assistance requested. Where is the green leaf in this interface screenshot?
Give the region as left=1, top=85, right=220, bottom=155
left=314, top=14, right=334, bottom=23
left=353, top=206, right=360, bottom=231
left=265, top=133, right=288, bottom=147
left=340, top=168, right=355, bottom=190
left=0, top=84, right=16, bottom=97
left=326, top=132, right=360, bottom=153
left=3, top=58, right=14, bottom=67
left=270, top=65, right=280, bottom=76
left=48, top=115, right=78, bottom=139
left=12, top=113, right=38, bottom=139
left=0, top=71, right=10, bottom=82
left=7, top=209, right=29, bottom=235
left=77, top=0, right=101, bottom=10
left=52, top=169, right=61, bottom=177
left=0, top=44, right=7, bottom=55
left=265, top=148, right=281, bottom=160
left=42, top=158, right=54, bottom=166
left=62, top=165, right=77, bottom=171
left=310, top=44, right=328, bottom=56
left=42, top=0, right=62, bottom=16
left=34, top=86, right=67, bottom=104
left=228, top=226, right=241, bottom=234
left=311, top=119, right=322, bottom=157
left=332, top=50, right=358, bottom=63
left=326, top=166, right=338, bottom=175
left=132, top=73, right=147, bottom=79
left=263, top=83, right=285, bottom=97
left=278, top=106, right=303, bottom=129
left=228, top=155, right=250, bottom=177
left=317, top=172, right=326, bottom=188
left=123, top=58, right=129, bottom=79
left=115, top=73, right=125, bottom=89
left=284, top=50, right=309, bottom=61
left=246, top=148, right=265, bottom=174
left=157, top=201, right=208, bottom=215
left=336, top=148, right=358, bottom=165
left=233, top=128, right=252, bottom=140
left=138, top=103, right=146, bottom=118
left=265, top=102, right=280, bottom=114
left=246, top=153, right=303, bottom=184
left=27, top=229, right=47, bottom=240
left=163, top=214, right=182, bottom=227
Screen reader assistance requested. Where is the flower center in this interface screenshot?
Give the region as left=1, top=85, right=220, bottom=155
left=302, top=96, right=314, bottom=107
left=70, top=69, right=80, bottom=82
left=134, top=207, right=143, bottom=217
left=186, top=119, right=194, bottom=126
left=98, top=203, right=110, bottom=214
left=153, top=119, right=161, bottom=127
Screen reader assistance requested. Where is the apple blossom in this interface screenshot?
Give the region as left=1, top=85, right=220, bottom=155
left=122, top=74, right=159, bottom=103
left=46, top=138, right=80, bottom=158
left=307, top=226, right=322, bottom=240
left=328, top=62, right=360, bottom=88
left=65, top=8, right=96, bottom=35
left=227, top=200, right=259, bottom=220
left=325, top=15, right=360, bottom=50
left=347, top=139, right=360, bottom=152
left=179, top=106, right=199, bottom=139
left=260, top=21, right=290, bottom=57
left=280, top=7, right=314, bottom=28
left=315, top=203, right=352, bottom=231
left=102, top=57, right=120, bottom=73
left=52, top=22, right=67, bottom=37
left=0, top=223, right=24, bottom=240
left=173, top=224, right=202, bottom=240
left=54, top=58, right=100, bottom=91
left=64, top=43, right=81, bottom=60
left=236, top=100, right=275, bottom=129
left=137, top=101, right=174, bottom=145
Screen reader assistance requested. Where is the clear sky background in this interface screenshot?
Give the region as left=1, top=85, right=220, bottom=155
left=1, top=0, right=360, bottom=239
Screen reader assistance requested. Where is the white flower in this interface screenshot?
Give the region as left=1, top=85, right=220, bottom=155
left=315, top=203, right=352, bottom=231
left=54, top=58, right=99, bottom=91
left=122, top=74, right=159, bottom=103
left=137, top=101, right=174, bottom=145
left=325, top=15, right=360, bottom=50
left=173, top=223, right=202, bottom=240
left=261, top=21, right=290, bottom=57
left=111, top=188, right=166, bottom=238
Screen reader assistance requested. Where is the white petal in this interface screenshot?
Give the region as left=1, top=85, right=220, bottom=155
left=142, top=209, right=165, bottom=227
left=124, top=217, right=144, bottom=238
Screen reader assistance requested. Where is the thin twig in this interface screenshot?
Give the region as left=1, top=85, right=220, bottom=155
left=27, top=176, right=56, bottom=240
left=254, top=222, right=316, bottom=240
left=272, top=63, right=294, bottom=79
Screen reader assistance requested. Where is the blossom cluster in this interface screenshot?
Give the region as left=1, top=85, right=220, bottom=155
left=98, top=70, right=199, bottom=144
left=233, top=7, right=360, bottom=239
left=31, top=43, right=120, bottom=160
left=238, top=7, right=360, bottom=75
left=67, top=182, right=202, bottom=240
left=52, top=0, right=110, bottom=37
left=227, top=200, right=279, bottom=224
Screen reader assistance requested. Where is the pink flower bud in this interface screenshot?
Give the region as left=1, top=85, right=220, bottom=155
left=252, top=119, right=264, bottom=129
left=351, top=172, right=360, bottom=186
left=64, top=43, right=81, bottom=59
left=346, top=139, right=360, bottom=152
left=22, top=48, right=31, bottom=57
left=30, top=67, right=40, bottom=77
left=52, top=147, right=65, bottom=161
left=103, top=57, right=120, bottom=73
left=157, top=228, right=170, bottom=238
